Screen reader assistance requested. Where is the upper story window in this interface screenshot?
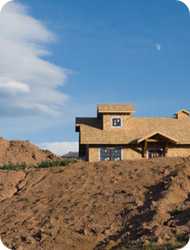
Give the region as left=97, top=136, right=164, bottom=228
left=112, top=117, right=122, bottom=128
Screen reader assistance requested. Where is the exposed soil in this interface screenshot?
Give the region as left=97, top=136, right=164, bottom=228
left=0, top=157, right=190, bottom=250
left=0, top=138, right=58, bottom=165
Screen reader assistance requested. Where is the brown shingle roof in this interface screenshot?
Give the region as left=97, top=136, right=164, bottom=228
left=78, top=117, right=190, bottom=145
left=97, top=104, right=135, bottom=113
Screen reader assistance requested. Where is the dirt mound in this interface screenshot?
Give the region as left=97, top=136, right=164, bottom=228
left=0, top=157, right=190, bottom=249
left=0, top=138, right=58, bottom=165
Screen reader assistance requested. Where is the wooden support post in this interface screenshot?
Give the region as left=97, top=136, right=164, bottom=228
left=143, top=140, right=148, bottom=158
left=164, top=143, right=168, bottom=157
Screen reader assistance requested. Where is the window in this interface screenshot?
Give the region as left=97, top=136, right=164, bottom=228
left=112, top=117, right=122, bottom=127
left=100, top=147, right=122, bottom=161
left=148, top=148, right=165, bottom=159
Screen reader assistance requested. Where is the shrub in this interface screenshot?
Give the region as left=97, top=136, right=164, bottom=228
left=36, top=159, right=77, bottom=169
left=0, top=163, right=27, bottom=171
left=0, top=159, right=78, bottom=171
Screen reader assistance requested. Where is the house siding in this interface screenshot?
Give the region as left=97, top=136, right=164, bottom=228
left=122, top=147, right=142, bottom=160
left=167, top=146, right=190, bottom=157
left=76, top=104, right=190, bottom=162
left=88, top=147, right=100, bottom=162
left=88, top=145, right=190, bottom=162
left=88, top=145, right=142, bottom=162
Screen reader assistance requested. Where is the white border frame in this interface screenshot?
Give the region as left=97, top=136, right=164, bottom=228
left=111, top=116, right=123, bottom=128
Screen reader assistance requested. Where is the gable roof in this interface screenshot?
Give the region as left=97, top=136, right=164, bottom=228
left=77, top=117, right=190, bottom=145
left=176, top=109, right=190, bottom=115
left=137, top=131, right=178, bottom=144
left=97, top=104, right=135, bottom=114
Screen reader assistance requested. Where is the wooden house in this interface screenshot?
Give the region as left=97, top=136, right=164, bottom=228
left=76, top=104, right=190, bottom=162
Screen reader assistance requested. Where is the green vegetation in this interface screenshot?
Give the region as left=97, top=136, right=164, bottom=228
left=0, top=159, right=77, bottom=171
left=36, top=159, right=77, bottom=169
left=0, top=163, right=27, bottom=171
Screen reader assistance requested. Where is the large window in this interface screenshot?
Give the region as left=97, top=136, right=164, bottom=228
left=112, top=117, right=122, bottom=128
left=100, top=147, right=122, bottom=161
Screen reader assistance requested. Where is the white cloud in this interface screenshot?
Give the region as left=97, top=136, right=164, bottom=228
left=0, top=2, right=67, bottom=116
left=39, top=141, right=79, bottom=156
left=0, top=80, right=30, bottom=94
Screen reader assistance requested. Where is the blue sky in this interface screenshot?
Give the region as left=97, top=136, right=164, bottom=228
left=1, top=0, right=190, bottom=154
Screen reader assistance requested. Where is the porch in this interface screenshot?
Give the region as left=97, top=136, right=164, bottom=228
left=137, top=132, right=178, bottom=159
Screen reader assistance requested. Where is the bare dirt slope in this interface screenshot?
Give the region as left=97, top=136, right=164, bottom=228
left=0, top=158, right=190, bottom=250
left=0, top=138, right=57, bottom=165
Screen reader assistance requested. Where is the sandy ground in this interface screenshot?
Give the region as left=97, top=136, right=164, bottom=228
left=0, top=158, right=190, bottom=250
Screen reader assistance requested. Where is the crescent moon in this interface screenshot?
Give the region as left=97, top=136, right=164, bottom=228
left=0, top=239, right=11, bottom=250
left=178, top=238, right=190, bottom=250
left=0, top=0, right=13, bottom=12
left=177, top=0, right=190, bottom=13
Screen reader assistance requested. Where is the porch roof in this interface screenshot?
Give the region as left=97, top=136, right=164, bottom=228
left=137, top=131, right=178, bottom=144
